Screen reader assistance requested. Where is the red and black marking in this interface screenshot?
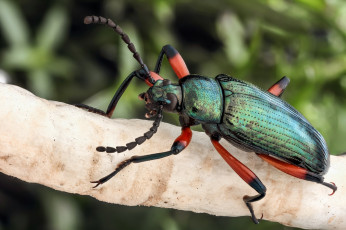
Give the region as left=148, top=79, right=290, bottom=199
left=211, top=139, right=266, bottom=224
left=256, top=153, right=336, bottom=195
left=146, top=71, right=164, bottom=86
left=267, top=76, right=290, bottom=97
left=171, top=126, right=192, bottom=153
left=154, top=45, right=190, bottom=79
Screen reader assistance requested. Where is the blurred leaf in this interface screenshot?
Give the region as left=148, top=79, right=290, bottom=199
left=28, top=69, right=55, bottom=98
left=334, top=2, right=346, bottom=35
left=222, top=0, right=308, bottom=33
left=36, top=5, right=68, bottom=51
left=2, top=46, right=33, bottom=69
left=154, top=0, right=174, bottom=23
left=0, top=0, right=29, bottom=46
left=296, top=0, right=326, bottom=11
left=40, top=191, right=81, bottom=230
left=217, top=13, right=249, bottom=68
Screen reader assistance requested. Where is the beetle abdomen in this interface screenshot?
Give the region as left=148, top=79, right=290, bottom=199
left=216, top=74, right=329, bottom=175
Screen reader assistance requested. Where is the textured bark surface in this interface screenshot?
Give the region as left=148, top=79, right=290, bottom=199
left=0, top=83, right=345, bottom=229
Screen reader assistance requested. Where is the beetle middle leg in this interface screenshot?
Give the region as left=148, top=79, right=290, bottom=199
left=210, top=137, right=266, bottom=224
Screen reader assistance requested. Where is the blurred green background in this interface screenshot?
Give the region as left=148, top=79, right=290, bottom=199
left=0, top=0, right=345, bottom=229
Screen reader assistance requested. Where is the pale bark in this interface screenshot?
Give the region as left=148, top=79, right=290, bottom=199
left=0, top=83, right=345, bottom=229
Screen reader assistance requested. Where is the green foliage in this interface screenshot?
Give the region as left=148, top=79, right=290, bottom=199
left=0, top=0, right=345, bottom=229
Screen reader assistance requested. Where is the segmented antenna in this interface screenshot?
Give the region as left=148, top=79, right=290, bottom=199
left=84, top=15, right=151, bottom=77
left=96, top=105, right=164, bottom=153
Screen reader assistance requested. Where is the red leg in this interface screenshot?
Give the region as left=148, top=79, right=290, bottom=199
left=145, top=71, right=164, bottom=86
left=211, top=139, right=266, bottom=224
left=172, top=126, right=192, bottom=153
left=154, top=45, right=190, bottom=79
left=267, top=76, right=290, bottom=97
left=256, top=153, right=337, bottom=194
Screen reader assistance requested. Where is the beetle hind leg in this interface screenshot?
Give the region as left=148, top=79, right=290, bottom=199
left=256, top=153, right=337, bottom=195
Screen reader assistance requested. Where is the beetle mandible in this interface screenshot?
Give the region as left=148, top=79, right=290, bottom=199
left=76, top=16, right=337, bottom=224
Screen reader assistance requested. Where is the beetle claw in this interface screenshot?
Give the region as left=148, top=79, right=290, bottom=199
left=321, top=181, right=337, bottom=195
left=91, top=181, right=101, bottom=188
left=328, top=182, right=337, bottom=196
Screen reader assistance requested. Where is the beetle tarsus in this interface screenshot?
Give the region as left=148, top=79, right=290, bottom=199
left=91, top=159, right=133, bottom=188
left=246, top=204, right=259, bottom=224
left=244, top=194, right=265, bottom=224
left=74, top=103, right=108, bottom=117
left=250, top=212, right=263, bottom=224
left=91, top=181, right=101, bottom=188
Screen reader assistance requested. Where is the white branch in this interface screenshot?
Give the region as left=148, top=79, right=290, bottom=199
left=0, top=83, right=345, bottom=229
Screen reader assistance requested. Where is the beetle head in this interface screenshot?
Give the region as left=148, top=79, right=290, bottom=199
left=139, top=79, right=182, bottom=118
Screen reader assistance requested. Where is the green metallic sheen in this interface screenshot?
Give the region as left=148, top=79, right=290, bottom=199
left=149, top=80, right=182, bottom=105
left=147, top=74, right=329, bottom=176
left=180, top=75, right=223, bottom=123
left=211, top=74, right=329, bottom=175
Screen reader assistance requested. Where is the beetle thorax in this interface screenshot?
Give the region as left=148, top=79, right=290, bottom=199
left=139, top=79, right=182, bottom=118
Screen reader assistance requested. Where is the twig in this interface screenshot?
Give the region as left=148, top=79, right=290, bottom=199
left=0, top=83, right=345, bottom=229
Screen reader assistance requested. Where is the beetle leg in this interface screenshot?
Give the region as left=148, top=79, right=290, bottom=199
left=91, top=126, right=192, bottom=188
left=211, top=138, right=266, bottom=224
left=74, top=103, right=108, bottom=116
left=256, top=153, right=337, bottom=195
left=154, top=45, right=190, bottom=79
left=75, top=71, right=143, bottom=118
left=267, top=76, right=290, bottom=97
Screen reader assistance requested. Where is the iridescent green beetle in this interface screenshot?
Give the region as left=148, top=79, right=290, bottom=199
left=77, top=16, right=337, bottom=224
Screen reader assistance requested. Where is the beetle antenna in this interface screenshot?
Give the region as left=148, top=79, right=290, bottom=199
left=84, top=15, right=151, bottom=79
left=96, top=105, right=163, bottom=153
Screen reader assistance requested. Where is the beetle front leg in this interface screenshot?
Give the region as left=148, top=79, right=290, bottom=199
left=76, top=70, right=141, bottom=118
left=211, top=137, right=266, bottom=224
left=74, top=103, right=108, bottom=116
left=92, top=126, right=192, bottom=188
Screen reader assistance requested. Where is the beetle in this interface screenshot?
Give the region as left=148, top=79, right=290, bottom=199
left=76, top=15, right=337, bottom=224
